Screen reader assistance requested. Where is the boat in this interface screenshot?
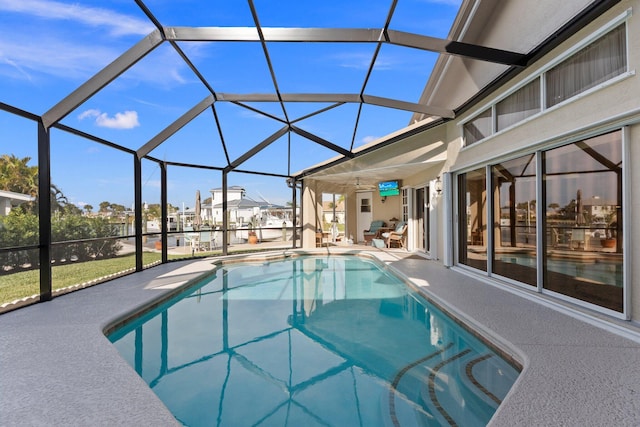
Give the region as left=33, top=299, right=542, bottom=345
left=235, top=206, right=296, bottom=242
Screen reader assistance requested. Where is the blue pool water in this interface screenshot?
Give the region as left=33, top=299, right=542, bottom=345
left=108, top=255, right=519, bottom=426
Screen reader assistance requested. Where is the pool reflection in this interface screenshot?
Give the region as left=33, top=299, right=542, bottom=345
left=109, top=256, right=519, bottom=426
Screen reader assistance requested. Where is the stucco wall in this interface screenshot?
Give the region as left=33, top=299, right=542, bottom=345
left=443, top=0, right=640, bottom=321
left=455, top=3, right=638, bottom=172
left=301, top=180, right=323, bottom=249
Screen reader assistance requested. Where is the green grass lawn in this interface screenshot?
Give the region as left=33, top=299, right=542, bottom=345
left=1, top=246, right=280, bottom=309
left=1, top=253, right=159, bottom=305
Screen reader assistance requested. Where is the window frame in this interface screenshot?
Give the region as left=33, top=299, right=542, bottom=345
left=453, top=127, right=629, bottom=319
left=459, top=9, right=632, bottom=147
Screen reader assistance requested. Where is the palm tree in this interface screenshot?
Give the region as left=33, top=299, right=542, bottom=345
left=0, top=154, right=38, bottom=196
left=50, top=183, right=68, bottom=212
left=0, top=154, right=74, bottom=213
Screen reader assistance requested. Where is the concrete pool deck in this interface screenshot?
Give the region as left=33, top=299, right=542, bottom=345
left=1, top=247, right=639, bottom=426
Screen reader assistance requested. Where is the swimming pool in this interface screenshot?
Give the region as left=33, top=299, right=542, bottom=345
left=108, top=255, right=520, bottom=426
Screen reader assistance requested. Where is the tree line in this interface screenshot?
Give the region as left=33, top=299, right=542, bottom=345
left=0, top=154, right=121, bottom=274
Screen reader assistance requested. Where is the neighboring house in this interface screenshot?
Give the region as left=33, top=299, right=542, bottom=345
left=208, top=186, right=261, bottom=225
left=0, top=190, right=35, bottom=216
left=583, top=196, right=617, bottom=222
left=321, top=199, right=345, bottom=225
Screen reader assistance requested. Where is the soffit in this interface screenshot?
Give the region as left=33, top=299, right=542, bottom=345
left=303, top=119, right=448, bottom=192
left=416, top=0, right=597, bottom=116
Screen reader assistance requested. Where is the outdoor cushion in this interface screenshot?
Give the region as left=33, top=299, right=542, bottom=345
left=364, top=220, right=386, bottom=235
left=363, top=220, right=387, bottom=243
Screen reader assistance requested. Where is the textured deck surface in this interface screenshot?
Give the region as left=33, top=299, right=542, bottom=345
left=1, top=247, right=639, bottom=426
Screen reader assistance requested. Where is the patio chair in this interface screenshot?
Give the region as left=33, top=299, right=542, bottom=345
left=182, top=226, right=199, bottom=254
left=363, top=220, right=387, bottom=244
left=383, top=221, right=407, bottom=249
left=211, top=228, right=219, bottom=249
left=199, top=226, right=212, bottom=251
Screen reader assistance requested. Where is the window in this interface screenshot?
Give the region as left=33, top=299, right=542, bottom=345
left=456, top=130, right=624, bottom=313
left=542, top=130, right=623, bottom=312
left=496, top=79, right=540, bottom=131
left=401, top=188, right=409, bottom=222
left=360, top=198, right=371, bottom=213
left=491, top=154, right=537, bottom=286
left=463, top=108, right=492, bottom=146
left=546, top=24, right=626, bottom=108
left=462, top=23, right=627, bottom=144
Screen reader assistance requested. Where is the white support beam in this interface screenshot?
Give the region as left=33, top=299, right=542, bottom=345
left=362, top=94, right=455, bottom=118
left=42, top=30, right=164, bottom=129
left=137, top=95, right=215, bottom=159
left=165, top=26, right=381, bottom=43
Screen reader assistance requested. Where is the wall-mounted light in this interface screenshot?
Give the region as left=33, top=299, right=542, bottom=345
left=381, top=196, right=387, bottom=203
left=435, top=176, right=442, bottom=195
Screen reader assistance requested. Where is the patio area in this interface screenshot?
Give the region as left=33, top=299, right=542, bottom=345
left=1, top=247, right=639, bottom=426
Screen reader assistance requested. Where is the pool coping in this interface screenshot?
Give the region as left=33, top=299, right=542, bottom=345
left=1, top=248, right=639, bottom=426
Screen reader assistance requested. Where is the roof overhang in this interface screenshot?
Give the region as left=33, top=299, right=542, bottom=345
left=296, top=118, right=448, bottom=192
left=0, top=190, right=36, bottom=203
left=414, top=0, right=620, bottom=121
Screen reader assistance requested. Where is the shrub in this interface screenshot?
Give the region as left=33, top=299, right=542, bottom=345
left=1, top=210, right=122, bottom=274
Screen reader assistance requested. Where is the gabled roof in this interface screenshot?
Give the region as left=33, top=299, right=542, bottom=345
left=212, top=197, right=262, bottom=209
left=210, top=186, right=245, bottom=193
left=418, top=0, right=612, bottom=118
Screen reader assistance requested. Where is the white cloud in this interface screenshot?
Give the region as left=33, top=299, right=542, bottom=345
left=78, top=109, right=140, bottom=129
left=361, top=135, right=378, bottom=144
left=332, top=52, right=373, bottom=70
left=0, top=34, right=119, bottom=82
left=78, top=109, right=101, bottom=120
left=0, top=0, right=154, bottom=36
left=0, top=57, right=32, bottom=80
left=0, top=1, right=179, bottom=85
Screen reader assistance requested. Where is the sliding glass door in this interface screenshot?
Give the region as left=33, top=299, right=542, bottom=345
left=414, top=187, right=429, bottom=252
left=456, top=129, right=624, bottom=313
left=457, top=168, right=487, bottom=272
left=491, top=154, right=537, bottom=286
left=543, top=131, right=623, bottom=312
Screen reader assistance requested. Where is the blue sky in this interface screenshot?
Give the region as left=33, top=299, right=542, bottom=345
left=0, top=0, right=461, bottom=210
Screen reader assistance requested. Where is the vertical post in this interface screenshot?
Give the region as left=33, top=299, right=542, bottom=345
left=222, top=268, right=229, bottom=350
left=160, top=310, right=168, bottom=375
left=134, top=327, right=143, bottom=375
left=536, top=151, right=545, bottom=293
left=442, top=172, right=453, bottom=267
left=292, top=179, right=297, bottom=249
left=134, top=156, right=143, bottom=271
left=37, top=120, right=52, bottom=301
left=222, top=171, right=228, bottom=256
left=160, top=162, right=168, bottom=263
left=331, top=193, right=337, bottom=243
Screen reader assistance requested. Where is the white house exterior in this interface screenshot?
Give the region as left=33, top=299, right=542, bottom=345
left=301, top=0, right=640, bottom=323
left=208, top=186, right=261, bottom=226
